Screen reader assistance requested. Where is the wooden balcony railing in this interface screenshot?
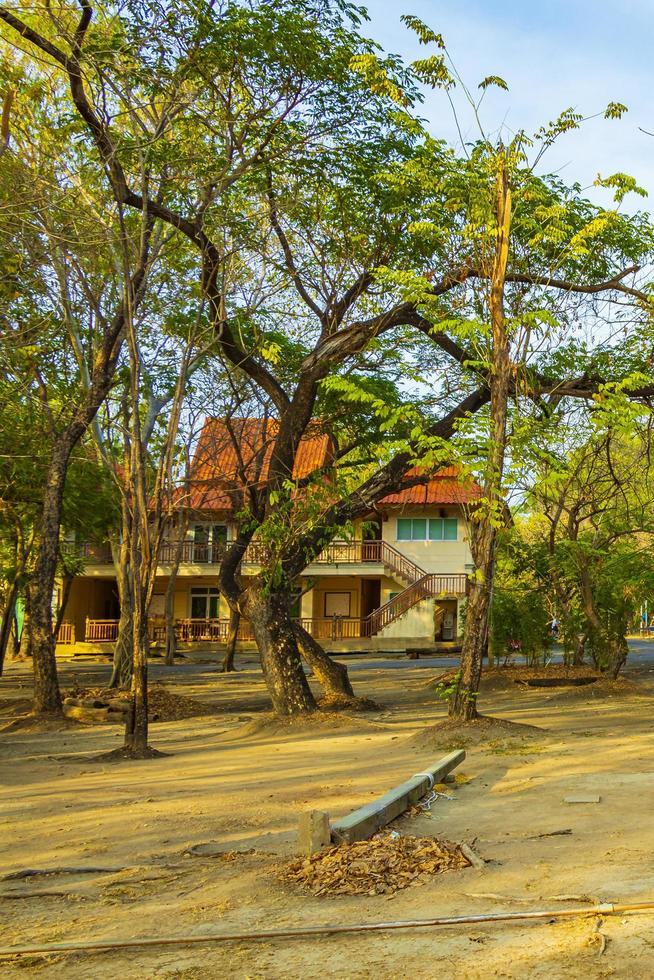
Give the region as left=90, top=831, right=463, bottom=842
left=83, top=616, right=366, bottom=643
left=56, top=621, right=75, bottom=644
left=85, top=618, right=120, bottom=641
left=67, top=537, right=431, bottom=572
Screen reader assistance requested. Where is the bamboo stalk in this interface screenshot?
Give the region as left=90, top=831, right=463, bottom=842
left=2, top=901, right=654, bottom=958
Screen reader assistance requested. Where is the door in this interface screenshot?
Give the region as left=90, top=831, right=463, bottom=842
left=190, top=587, right=220, bottom=619
left=362, top=520, right=381, bottom=561
left=360, top=579, right=381, bottom=618
left=442, top=610, right=455, bottom=641
left=193, top=524, right=227, bottom=563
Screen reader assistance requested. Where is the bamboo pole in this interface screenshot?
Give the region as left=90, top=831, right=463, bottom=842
left=2, top=901, right=654, bottom=958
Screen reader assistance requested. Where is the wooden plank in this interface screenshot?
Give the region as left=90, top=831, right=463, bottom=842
left=331, top=749, right=465, bottom=844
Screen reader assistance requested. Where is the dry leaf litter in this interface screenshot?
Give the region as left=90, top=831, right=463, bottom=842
left=281, top=832, right=470, bottom=896
left=71, top=685, right=212, bottom=721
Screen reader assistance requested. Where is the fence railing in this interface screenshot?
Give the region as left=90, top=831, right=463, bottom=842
left=82, top=616, right=367, bottom=643
left=56, top=621, right=75, bottom=644
left=67, top=538, right=432, bottom=571
left=85, top=618, right=120, bottom=642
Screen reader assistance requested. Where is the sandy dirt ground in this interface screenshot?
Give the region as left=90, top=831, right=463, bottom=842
left=2, top=657, right=654, bottom=979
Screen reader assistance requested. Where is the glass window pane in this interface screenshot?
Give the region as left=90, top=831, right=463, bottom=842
left=191, top=595, right=206, bottom=619
left=428, top=519, right=443, bottom=540
left=208, top=594, right=220, bottom=618
left=212, top=525, right=227, bottom=544
left=444, top=519, right=458, bottom=540
left=397, top=519, right=412, bottom=540
left=411, top=519, right=427, bottom=540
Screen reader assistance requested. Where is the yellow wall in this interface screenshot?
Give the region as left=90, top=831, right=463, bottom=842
left=380, top=506, right=472, bottom=574
left=65, top=578, right=118, bottom=640
left=311, top=576, right=361, bottom=619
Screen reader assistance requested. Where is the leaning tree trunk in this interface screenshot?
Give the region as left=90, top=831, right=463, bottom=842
left=292, top=621, right=355, bottom=699
left=0, top=578, right=19, bottom=676
left=222, top=606, right=240, bottom=672
left=11, top=606, right=21, bottom=660
left=243, top=582, right=316, bottom=715
left=449, top=154, right=512, bottom=722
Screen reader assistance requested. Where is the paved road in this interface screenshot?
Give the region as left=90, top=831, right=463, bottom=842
left=6, top=638, right=654, bottom=686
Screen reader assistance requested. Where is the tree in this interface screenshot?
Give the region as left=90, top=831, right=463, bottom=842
left=525, top=427, right=654, bottom=676
left=0, top=54, right=161, bottom=714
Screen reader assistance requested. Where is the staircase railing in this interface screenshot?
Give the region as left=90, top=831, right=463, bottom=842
left=363, top=572, right=468, bottom=636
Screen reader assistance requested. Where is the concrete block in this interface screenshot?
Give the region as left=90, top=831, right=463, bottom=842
left=298, top=810, right=331, bottom=855
left=331, top=749, right=465, bottom=844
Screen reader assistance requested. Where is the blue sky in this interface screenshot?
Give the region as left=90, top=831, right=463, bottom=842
left=360, top=0, right=654, bottom=210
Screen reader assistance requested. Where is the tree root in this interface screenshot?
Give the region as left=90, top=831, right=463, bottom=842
left=93, top=745, right=169, bottom=761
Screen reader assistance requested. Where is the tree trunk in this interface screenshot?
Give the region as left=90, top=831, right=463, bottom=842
left=11, top=605, right=21, bottom=659
left=572, top=632, right=586, bottom=666
left=449, top=553, right=492, bottom=720
left=244, top=583, right=316, bottom=715
left=110, top=610, right=134, bottom=689
left=222, top=607, right=240, bottom=672
left=164, top=598, right=177, bottom=666
left=292, top=621, right=355, bottom=699
left=29, top=443, right=72, bottom=715
left=163, top=518, right=186, bottom=666
left=18, top=594, right=32, bottom=660
left=109, top=510, right=134, bottom=689
left=0, top=578, right=19, bottom=676
left=124, top=611, right=150, bottom=755
left=123, top=486, right=151, bottom=756
left=450, top=154, right=512, bottom=723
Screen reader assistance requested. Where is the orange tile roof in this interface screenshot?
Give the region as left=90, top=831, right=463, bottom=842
left=377, top=466, right=482, bottom=508
left=183, top=418, right=334, bottom=512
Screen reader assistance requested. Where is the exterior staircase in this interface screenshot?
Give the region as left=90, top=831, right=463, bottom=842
left=359, top=541, right=468, bottom=637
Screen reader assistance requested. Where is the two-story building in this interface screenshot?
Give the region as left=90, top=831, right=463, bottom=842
left=57, top=418, right=480, bottom=656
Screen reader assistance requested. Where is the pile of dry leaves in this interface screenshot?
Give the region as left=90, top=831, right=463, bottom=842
left=281, top=832, right=470, bottom=896
left=71, top=684, right=212, bottom=721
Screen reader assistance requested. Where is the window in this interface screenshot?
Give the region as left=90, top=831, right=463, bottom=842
left=397, top=517, right=458, bottom=541
left=190, top=587, right=220, bottom=619
left=428, top=518, right=458, bottom=541
left=397, top=518, right=426, bottom=540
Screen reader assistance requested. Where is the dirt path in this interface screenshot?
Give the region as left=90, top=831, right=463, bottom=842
left=1, top=661, right=654, bottom=978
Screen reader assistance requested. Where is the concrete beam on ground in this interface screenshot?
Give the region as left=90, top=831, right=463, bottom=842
left=331, top=748, right=465, bottom=844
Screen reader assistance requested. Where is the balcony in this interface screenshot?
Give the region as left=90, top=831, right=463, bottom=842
left=83, top=616, right=375, bottom=644
left=69, top=538, right=426, bottom=571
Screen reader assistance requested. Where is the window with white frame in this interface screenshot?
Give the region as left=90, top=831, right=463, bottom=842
left=397, top=517, right=457, bottom=541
